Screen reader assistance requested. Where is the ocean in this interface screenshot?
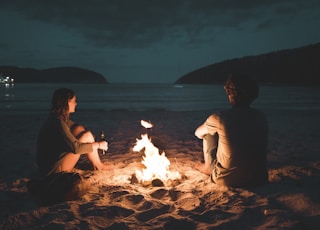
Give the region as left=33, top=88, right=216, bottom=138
left=1, top=83, right=319, bottom=112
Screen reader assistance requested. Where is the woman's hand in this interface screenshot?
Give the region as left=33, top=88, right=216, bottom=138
left=98, top=141, right=108, bottom=151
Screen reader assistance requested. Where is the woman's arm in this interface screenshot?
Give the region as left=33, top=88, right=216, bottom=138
left=60, top=120, right=93, bottom=154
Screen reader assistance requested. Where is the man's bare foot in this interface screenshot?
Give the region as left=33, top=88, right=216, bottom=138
left=195, top=162, right=211, bottom=175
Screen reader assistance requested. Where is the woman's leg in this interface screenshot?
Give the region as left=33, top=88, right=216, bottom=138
left=58, top=153, right=81, bottom=172
left=53, top=124, right=86, bottom=172
left=72, top=124, right=110, bottom=170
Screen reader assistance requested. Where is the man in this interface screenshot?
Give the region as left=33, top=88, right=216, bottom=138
left=195, top=75, right=268, bottom=187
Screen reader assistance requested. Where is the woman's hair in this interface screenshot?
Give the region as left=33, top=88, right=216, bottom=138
left=51, top=88, right=75, bottom=122
left=224, top=75, right=259, bottom=106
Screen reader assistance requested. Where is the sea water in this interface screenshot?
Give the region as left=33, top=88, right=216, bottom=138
left=0, top=83, right=319, bottom=112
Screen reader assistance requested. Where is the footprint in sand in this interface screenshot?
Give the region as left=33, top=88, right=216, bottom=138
left=82, top=205, right=135, bottom=219
left=175, top=194, right=201, bottom=211
left=163, top=218, right=197, bottom=230
left=188, top=209, right=236, bottom=224
left=123, top=194, right=144, bottom=205
left=168, top=189, right=182, bottom=201
left=136, top=204, right=171, bottom=222
left=135, top=200, right=153, bottom=211
left=149, top=188, right=182, bottom=201
left=109, top=190, right=130, bottom=201
left=150, top=188, right=168, bottom=199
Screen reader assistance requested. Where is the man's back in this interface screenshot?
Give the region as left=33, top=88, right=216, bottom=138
left=195, top=75, right=269, bottom=187
left=209, top=107, right=268, bottom=187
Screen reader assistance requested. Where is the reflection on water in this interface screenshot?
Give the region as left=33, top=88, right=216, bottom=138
left=0, top=83, right=320, bottom=112
left=0, top=83, right=15, bottom=109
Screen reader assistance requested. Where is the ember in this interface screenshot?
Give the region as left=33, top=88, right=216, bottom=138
left=133, top=120, right=181, bottom=184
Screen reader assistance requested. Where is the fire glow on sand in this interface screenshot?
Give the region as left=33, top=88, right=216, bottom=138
left=132, top=120, right=181, bottom=185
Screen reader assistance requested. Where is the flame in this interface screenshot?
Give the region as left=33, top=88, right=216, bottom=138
left=140, top=120, right=153, bottom=129
left=133, top=126, right=181, bottom=183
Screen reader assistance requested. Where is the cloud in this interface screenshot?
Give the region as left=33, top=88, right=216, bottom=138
left=1, top=0, right=319, bottom=49
left=0, top=41, right=9, bottom=48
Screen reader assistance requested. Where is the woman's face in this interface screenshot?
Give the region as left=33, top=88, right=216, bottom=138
left=68, top=96, right=77, bottom=113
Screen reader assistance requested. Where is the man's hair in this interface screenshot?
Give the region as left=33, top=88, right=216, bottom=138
left=224, top=75, right=259, bottom=106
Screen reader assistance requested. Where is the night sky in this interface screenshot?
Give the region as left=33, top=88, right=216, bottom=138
left=0, top=0, right=319, bottom=83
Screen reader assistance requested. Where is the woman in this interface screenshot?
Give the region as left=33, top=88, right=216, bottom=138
left=36, top=88, right=110, bottom=176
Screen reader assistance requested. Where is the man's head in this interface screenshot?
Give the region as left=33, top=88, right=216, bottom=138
left=224, top=75, right=259, bottom=107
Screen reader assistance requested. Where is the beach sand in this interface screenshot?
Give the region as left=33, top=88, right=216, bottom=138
left=0, top=109, right=319, bottom=229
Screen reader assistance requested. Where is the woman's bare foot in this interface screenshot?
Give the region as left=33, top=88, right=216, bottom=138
left=195, top=162, right=211, bottom=175
left=93, top=162, right=113, bottom=171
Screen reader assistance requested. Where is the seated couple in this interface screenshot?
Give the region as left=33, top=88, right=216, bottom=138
left=31, top=75, right=268, bottom=201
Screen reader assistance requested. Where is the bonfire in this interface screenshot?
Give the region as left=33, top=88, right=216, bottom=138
left=132, top=120, right=181, bottom=185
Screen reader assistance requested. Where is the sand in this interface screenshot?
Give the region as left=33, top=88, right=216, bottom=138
left=0, top=108, right=320, bottom=229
